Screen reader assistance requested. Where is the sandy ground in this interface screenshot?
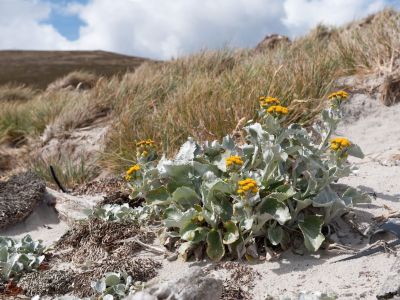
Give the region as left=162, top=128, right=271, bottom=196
left=1, top=90, right=399, bottom=299
left=0, top=188, right=103, bottom=245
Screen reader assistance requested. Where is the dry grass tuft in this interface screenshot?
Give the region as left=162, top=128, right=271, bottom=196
left=46, top=70, right=98, bottom=91
left=0, top=83, right=37, bottom=102
left=380, top=72, right=400, bottom=106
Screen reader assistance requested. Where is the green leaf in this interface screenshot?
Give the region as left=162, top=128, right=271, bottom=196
left=222, top=135, right=236, bottom=151
left=313, top=186, right=340, bottom=207
left=180, top=220, right=198, bottom=241
left=146, top=186, right=170, bottom=203
left=213, top=150, right=232, bottom=172
left=175, top=138, right=199, bottom=161
left=206, top=229, right=225, bottom=261
left=105, top=272, right=121, bottom=287
left=191, top=227, right=210, bottom=243
left=163, top=207, right=196, bottom=229
left=298, top=216, right=325, bottom=252
left=267, top=192, right=291, bottom=202
left=268, top=225, right=283, bottom=246
left=342, top=187, right=371, bottom=204
left=91, top=278, right=106, bottom=293
left=171, top=187, right=200, bottom=209
left=223, top=221, right=239, bottom=244
left=113, top=284, right=127, bottom=296
left=0, top=247, right=8, bottom=262
left=347, top=144, right=364, bottom=159
left=258, top=197, right=291, bottom=225
left=212, top=197, right=233, bottom=222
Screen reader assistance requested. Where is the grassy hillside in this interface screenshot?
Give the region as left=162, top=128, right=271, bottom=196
left=0, top=9, right=399, bottom=183
left=0, top=50, right=148, bottom=89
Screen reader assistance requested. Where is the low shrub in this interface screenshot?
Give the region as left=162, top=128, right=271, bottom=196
left=91, top=272, right=133, bottom=300
left=124, top=92, right=370, bottom=261
left=0, top=235, right=45, bottom=282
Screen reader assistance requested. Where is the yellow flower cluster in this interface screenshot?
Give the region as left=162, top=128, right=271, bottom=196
left=237, top=178, right=259, bottom=195
left=267, top=105, right=289, bottom=115
left=136, top=139, right=155, bottom=157
left=226, top=155, right=244, bottom=168
left=328, top=90, right=349, bottom=101
left=125, top=164, right=140, bottom=181
left=259, top=96, right=280, bottom=108
left=330, top=137, right=351, bottom=151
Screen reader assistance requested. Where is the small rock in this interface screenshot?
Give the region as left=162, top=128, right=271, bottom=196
left=377, top=256, right=400, bottom=299
left=126, top=267, right=223, bottom=300
left=0, top=172, right=46, bottom=229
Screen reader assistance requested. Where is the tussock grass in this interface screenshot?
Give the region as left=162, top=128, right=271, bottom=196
left=0, top=91, right=72, bottom=146
left=46, top=70, right=98, bottom=91
left=333, top=9, right=400, bottom=72
left=0, top=83, right=37, bottom=102
left=0, top=76, right=118, bottom=146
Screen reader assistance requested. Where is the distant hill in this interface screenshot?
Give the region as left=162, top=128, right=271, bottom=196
left=0, top=50, right=149, bottom=89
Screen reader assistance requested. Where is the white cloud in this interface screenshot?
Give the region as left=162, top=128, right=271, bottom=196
left=283, top=0, right=386, bottom=35
left=0, top=0, right=70, bottom=49
left=71, top=0, right=287, bottom=58
left=0, top=0, right=394, bottom=59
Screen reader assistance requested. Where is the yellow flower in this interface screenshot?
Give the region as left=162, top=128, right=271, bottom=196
left=127, top=164, right=140, bottom=175
left=259, top=96, right=280, bottom=108
left=136, top=139, right=155, bottom=147
left=266, top=105, right=289, bottom=115
left=237, top=178, right=259, bottom=195
left=328, top=90, right=349, bottom=101
left=226, top=155, right=244, bottom=169
left=330, top=137, right=351, bottom=151
left=136, top=139, right=156, bottom=158
left=125, top=164, right=140, bottom=180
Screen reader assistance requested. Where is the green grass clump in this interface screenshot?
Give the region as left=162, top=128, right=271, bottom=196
left=29, top=154, right=99, bottom=189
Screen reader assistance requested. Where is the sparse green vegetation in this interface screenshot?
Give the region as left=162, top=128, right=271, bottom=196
left=29, top=154, right=99, bottom=189
left=0, top=235, right=45, bottom=282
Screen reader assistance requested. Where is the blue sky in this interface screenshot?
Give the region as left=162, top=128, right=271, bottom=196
left=0, top=0, right=399, bottom=59
left=42, top=0, right=88, bottom=40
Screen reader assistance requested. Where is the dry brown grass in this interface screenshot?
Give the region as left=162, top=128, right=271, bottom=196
left=0, top=83, right=37, bottom=102
left=1, top=9, right=399, bottom=178
left=46, top=70, right=98, bottom=91
left=102, top=9, right=400, bottom=171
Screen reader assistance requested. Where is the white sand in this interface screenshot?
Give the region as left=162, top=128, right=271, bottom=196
left=0, top=188, right=103, bottom=246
